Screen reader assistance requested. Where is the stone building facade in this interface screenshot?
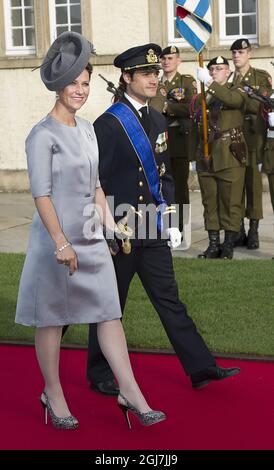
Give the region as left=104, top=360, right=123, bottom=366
left=0, top=0, right=273, bottom=190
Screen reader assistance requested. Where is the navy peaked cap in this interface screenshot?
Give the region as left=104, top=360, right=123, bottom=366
left=114, top=44, right=162, bottom=71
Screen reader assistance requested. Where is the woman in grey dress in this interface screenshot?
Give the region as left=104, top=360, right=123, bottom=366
left=15, top=32, right=165, bottom=430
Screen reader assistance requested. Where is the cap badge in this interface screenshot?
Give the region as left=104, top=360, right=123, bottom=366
left=242, top=40, right=248, bottom=48
left=171, top=45, right=177, bottom=53
left=216, top=56, right=223, bottom=64
left=146, top=49, right=158, bottom=64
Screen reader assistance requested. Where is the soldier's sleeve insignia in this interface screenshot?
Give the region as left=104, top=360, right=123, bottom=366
left=155, top=131, right=168, bottom=153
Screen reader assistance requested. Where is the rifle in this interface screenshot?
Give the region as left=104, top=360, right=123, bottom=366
left=98, top=73, right=118, bottom=95
left=243, top=84, right=274, bottom=110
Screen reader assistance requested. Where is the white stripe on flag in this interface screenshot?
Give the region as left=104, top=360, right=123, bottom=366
left=183, top=14, right=211, bottom=43
left=181, top=0, right=201, bottom=11
left=203, top=7, right=212, bottom=24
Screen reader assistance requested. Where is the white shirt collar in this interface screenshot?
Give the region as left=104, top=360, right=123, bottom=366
left=124, top=92, right=148, bottom=115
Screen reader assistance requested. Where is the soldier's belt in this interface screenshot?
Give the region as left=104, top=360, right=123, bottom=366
left=210, top=126, right=243, bottom=141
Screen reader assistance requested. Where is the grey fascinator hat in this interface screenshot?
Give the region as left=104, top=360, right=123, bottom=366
left=40, top=31, right=95, bottom=91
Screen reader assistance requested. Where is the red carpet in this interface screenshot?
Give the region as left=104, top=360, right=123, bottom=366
left=1, top=344, right=274, bottom=450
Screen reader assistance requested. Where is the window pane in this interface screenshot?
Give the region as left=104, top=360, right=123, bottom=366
left=70, top=5, right=81, bottom=23
left=242, top=15, right=256, bottom=35
left=242, top=0, right=256, bottom=13
left=11, top=0, right=22, bottom=6
left=25, top=9, right=34, bottom=26
left=226, top=17, right=239, bottom=35
left=57, top=26, right=68, bottom=36
left=12, top=9, right=23, bottom=27
left=25, top=27, right=35, bottom=45
left=12, top=28, right=23, bottom=46
left=56, top=6, right=68, bottom=24
left=225, top=0, right=239, bottom=14
left=56, top=0, right=68, bottom=4
left=24, top=0, right=34, bottom=6
left=71, top=24, right=82, bottom=34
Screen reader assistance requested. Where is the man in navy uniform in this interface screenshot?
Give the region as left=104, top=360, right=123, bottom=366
left=87, top=44, right=240, bottom=395
left=150, top=45, right=197, bottom=231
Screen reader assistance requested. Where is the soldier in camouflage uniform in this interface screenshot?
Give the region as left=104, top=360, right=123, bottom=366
left=150, top=46, right=197, bottom=231
left=194, top=56, right=248, bottom=259
left=230, top=38, right=272, bottom=249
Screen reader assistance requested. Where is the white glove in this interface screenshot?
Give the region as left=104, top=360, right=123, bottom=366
left=166, top=227, right=181, bottom=249
left=191, top=161, right=196, bottom=172
left=197, top=66, right=212, bottom=86
left=268, top=112, right=274, bottom=127
left=257, top=163, right=262, bottom=172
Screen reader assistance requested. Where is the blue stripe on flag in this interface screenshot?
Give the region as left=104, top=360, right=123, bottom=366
left=194, top=0, right=210, bottom=19
left=176, top=16, right=204, bottom=53
left=176, top=0, right=187, bottom=7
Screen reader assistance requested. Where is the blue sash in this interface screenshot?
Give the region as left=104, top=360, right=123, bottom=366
left=106, top=102, right=167, bottom=230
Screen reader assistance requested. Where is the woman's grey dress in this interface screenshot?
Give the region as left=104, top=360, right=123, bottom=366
left=15, top=115, right=122, bottom=327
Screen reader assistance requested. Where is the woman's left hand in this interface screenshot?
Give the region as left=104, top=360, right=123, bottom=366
left=56, top=244, right=78, bottom=275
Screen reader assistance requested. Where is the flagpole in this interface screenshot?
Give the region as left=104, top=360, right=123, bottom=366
left=198, top=52, right=209, bottom=159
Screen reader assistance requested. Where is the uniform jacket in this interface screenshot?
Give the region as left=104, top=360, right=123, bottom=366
left=93, top=96, right=176, bottom=240
left=262, top=89, right=274, bottom=174
left=195, top=81, right=247, bottom=172
left=150, top=72, right=197, bottom=159
left=232, top=66, right=272, bottom=157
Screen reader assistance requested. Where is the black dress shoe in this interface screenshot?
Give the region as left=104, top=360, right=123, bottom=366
left=90, top=379, right=120, bottom=396
left=191, top=365, right=240, bottom=389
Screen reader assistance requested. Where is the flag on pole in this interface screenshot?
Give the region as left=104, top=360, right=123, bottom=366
left=176, top=0, right=212, bottom=53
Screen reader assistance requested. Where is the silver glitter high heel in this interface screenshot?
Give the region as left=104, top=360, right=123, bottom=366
left=40, top=391, right=79, bottom=430
left=117, top=392, right=166, bottom=429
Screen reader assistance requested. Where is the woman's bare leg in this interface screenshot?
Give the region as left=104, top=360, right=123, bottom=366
left=35, top=326, right=72, bottom=417
left=97, top=319, right=151, bottom=412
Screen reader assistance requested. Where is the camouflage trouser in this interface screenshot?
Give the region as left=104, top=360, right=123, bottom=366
left=198, top=166, right=246, bottom=232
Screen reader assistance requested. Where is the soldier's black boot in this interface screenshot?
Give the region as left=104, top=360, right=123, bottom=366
left=198, top=230, right=220, bottom=259
left=247, top=219, right=259, bottom=249
left=220, top=231, right=235, bottom=259
left=233, top=219, right=247, bottom=247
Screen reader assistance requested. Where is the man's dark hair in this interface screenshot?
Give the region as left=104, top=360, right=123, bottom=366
left=113, top=67, right=160, bottom=103
left=113, top=70, right=135, bottom=103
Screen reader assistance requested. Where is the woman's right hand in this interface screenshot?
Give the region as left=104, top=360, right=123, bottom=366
left=56, top=244, right=78, bottom=276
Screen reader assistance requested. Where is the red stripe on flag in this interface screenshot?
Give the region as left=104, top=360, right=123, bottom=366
left=176, top=6, right=190, bottom=20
